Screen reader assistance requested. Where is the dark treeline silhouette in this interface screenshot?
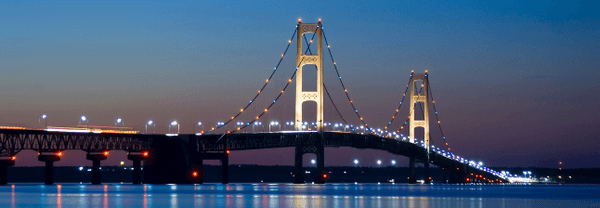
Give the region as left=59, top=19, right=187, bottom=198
left=5, top=165, right=600, bottom=184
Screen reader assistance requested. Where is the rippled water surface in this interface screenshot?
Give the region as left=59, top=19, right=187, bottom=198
left=0, top=183, right=598, bottom=208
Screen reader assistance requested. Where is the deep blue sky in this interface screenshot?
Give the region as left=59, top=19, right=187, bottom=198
left=1, top=0, right=598, bottom=168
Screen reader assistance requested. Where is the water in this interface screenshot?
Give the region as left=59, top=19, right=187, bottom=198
left=0, top=183, right=598, bottom=208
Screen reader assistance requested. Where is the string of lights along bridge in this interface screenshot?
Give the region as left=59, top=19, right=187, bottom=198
left=0, top=19, right=512, bottom=185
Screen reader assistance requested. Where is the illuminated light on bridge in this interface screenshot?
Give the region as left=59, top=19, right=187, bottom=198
left=0, top=126, right=27, bottom=130
left=45, top=126, right=138, bottom=134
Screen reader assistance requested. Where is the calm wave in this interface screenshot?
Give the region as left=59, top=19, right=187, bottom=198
left=0, top=183, right=598, bottom=208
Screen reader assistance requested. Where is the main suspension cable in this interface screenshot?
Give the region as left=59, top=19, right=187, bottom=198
left=427, top=76, right=451, bottom=151
left=384, top=72, right=412, bottom=130
left=229, top=28, right=321, bottom=133
left=207, top=26, right=298, bottom=133
left=322, top=29, right=370, bottom=129
left=302, top=35, right=349, bottom=127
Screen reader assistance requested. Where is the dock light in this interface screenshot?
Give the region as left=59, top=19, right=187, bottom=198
left=143, top=152, right=149, bottom=157
left=391, top=160, right=396, bottom=165
left=148, top=120, right=153, bottom=125
left=103, top=151, right=109, bottom=156
left=323, top=174, right=327, bottom=178
left=171, top=121, right=178, bottom=126
left=57, top=152, right=63, bottom=157
left=311, top=159, right=316, bottom=164
left=10, top=156, right=16, bottom=161
left=81, top=116, right=87, bottom=121
left=377, top=160, right=382, bottom=165
left=192, top=171, right=198, bottom=177
left=353, top=159, right=359, bottom=165
left=120, top=161, right=125, bottom=166
left=226, top=150, right=230, bottom=154
left=117, top=118, right=122, bottom=123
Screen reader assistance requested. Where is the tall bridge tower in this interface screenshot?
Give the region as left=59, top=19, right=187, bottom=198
left=409, top=71, right=430, bottom=153
left=408, top=71, right=432, bottom=184
left=295, top=20, right=324, bottom=132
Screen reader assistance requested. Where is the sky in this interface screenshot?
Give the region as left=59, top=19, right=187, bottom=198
left=1, top=0, right=599, bottom=169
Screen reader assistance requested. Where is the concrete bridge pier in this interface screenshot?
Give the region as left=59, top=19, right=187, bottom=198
left=442, top=168, right=448, bottom=184
left=294, top=144, right=325, bottom=184
left=408, top=156, right=417, bottom=184
left=86, top=151, right=109, bottom=185
left=127, top=151, right=149, bottom=184
left=0, top=157, right=15, bottom=185
left=293, top=147, right=305, bottom=184
left=38, top=152, right=62, bottom=185
left=448, top=164, right=468, bottom=184
left=424, top=159, right=431, bottom=184
left=193, top=151, right=229, bottom=184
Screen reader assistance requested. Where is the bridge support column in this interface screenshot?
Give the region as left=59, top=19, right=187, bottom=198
left=294, top=146, right=305, bottom=184
left=313, top=145, right=325, bottom=184
left=424, top=160, right=431, bottom=184
left=86, top=151, right=109, bottom=185
left=128, top=151, right=149, bottom=184
left=0, top=157, right=16, bottom=185
left=192, top=151, right=228, bottom=184
left=294, top=144, right=325, bottom=184
left=442, top=168, right=447, bottom=184
left=222, top=153, right=229, bottom=184
left=38, top=152, right=62, bottom=185
left=408, top=156, right=416, bottom=184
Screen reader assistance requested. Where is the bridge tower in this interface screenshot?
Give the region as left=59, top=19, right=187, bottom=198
left=408, top=71, right=431, bottom=184
left=295, top=20, right=324, bottom=132
left=409, top=71, right=430, bottom=151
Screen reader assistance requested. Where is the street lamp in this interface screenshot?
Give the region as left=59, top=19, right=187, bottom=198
left=377, top=160, right=382, bottom=166
left=79, top=115, right=88, bottom=126
left=216, top=121, right=225, bottom=131
left=236, top=121, right=244, bottom=132
left=285, top=121, right=294, bottom=130
left=115, top=118, right=123, bottom=127
left=194, top=121, right=203, bottom=134
left=391, top=160, right=396, bottom=166
left=252, top=121, right=263, bottom=132
left=353, top=159, right=359, bottom=166
left=269, top=121, right=280, bottom=132
left=39, top=114, right=47, bottom=129
left=145, top=120, right=155, bottom=134
left=169, top=121, right=180, bottom=134
left=311, top=159, right=316, bottom=165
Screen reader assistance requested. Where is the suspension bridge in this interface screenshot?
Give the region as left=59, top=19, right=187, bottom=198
left=0, top=19, right=507, bottom=185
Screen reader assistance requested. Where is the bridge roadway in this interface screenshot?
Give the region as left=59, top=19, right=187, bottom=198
left=0, top=129, right=504, bottom=184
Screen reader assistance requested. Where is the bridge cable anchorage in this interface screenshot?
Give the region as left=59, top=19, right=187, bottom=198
left=302, top=35, right=350, bottom=127
left=322, top=30, right=371, bottom=131
left=426, top=77, right=452, bottom=152
left=207, top=26, right=299, bottom=133
left=228, top=29, right=320, bottom=134
left=384, top=72, right=412, bottom=130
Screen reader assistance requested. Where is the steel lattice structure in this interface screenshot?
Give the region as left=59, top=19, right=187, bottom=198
left=0, top=129, right=154, bottom=156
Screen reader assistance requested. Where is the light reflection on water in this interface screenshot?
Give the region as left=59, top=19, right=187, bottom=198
left=0, top=183, right=598, bottom=208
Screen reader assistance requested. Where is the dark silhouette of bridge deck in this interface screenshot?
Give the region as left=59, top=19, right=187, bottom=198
left=0, top=129, right=505, bottom=185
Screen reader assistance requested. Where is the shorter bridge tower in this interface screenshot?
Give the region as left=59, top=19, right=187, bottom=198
left=408, top=71, right=431, bottom=184
left=409, top=71, right=430, bottom=152
left=295, top=20, right=324, bottom=132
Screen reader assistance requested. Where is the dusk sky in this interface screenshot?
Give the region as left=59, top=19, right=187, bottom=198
left=1, top=0, right=598, bottom=169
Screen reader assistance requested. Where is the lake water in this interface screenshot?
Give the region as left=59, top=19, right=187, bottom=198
left=0, top=183, right=598, bottom=208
